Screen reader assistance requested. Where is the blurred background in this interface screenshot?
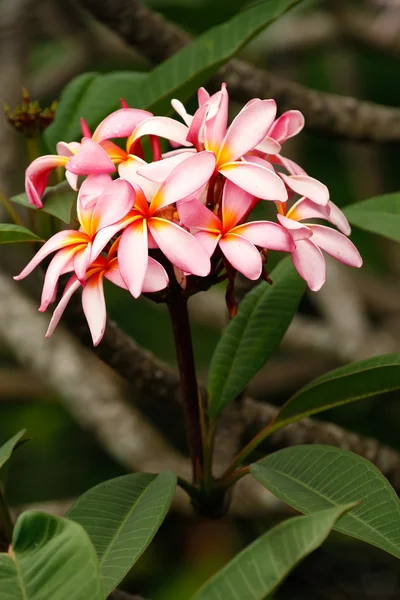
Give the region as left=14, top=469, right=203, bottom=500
left=1, top=0, right=400, bottom=597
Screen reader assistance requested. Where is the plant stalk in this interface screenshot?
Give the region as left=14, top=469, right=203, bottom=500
left=167, top=293, right=207, bottom=486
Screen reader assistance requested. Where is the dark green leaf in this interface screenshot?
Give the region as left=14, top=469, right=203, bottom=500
left=45, top=72, right=146, bottom=150
left=44, top=0, right=302, bottom=147
left=251, top=445, right=400, bottom=559
left=192, top=505, right=353, bottom=600
left=344, top=193, right=400, bottom=243
left=267, top=353, right=400, bottom=435
left=0, top=225, right=41, bottom=244
left=10, top=181, right=77, bottom=224
left=208, top=258, right=305, bottom=419
left=0, top=430, right=26, bottom=469
left=67, top=471, right=176, bottom=595
left=0, top=511, right=103, bottom=599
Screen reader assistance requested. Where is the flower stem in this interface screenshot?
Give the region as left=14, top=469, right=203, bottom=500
left=167, top=292, right=207, bottom=486
left=218, top=421, right=275, bottom=482
left=0, top=190, right=24, bottom=227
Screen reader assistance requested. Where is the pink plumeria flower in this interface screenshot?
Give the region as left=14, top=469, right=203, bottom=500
left=14, top=175, right=136, bottom=305
left=25, top=107, right=190, bottom=208
left=178, top=180, right=294, bottom=280
left=45, top=240, right=168, bottom=346
left=276, top=197, right=362, bottom=291
left=116, top=152, right=216, bottom=297
left=169, top=84, right=288, bottom=202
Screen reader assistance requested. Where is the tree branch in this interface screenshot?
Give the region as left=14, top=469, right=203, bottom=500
left=77, top=0, right=400, bottom=142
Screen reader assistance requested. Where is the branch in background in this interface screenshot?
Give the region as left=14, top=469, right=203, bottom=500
left=77, top=0, right=400, bottom=142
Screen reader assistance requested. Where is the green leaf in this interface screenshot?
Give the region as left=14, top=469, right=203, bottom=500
left=45, top=71, right=146, bottom=150
left=251, top=445, right=400, bottom=560
left=267, top=353, right=400, bottom=436
left=44, top=0, right=302, bottom=147
left=66, top=471, right=176, bottom=595
left=0, top=430, right=26, bottom=470
left=0, top=225, right=41, bottom=244
left=208, top=258, right=305, bottom=419
left=10, top=181, right=77, bottom=224
left=344, top=193, right=400, bottom=243
left=134, top=0, right=302, bottom=116
left=0, top=511, right=103, bottom=600
left=192, top=505, right=353, bottom=600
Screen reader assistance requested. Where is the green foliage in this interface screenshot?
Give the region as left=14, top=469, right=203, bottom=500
left=266, top=353, right=400, bottom=435
left=67, top=471, right=177, bottom=596
left=0, top=431, right=26, bottom=470
left=10, top=181, right=77, bottom=224
left=44, top=0, right=302, bottom=149
left=191, top=505, right=353, bottom=600
left=251, top=445, right=400, bottom=559
left=208, top=258, right=305, bottom=419
left=0, top=225, right=41, bottom=244
left=44, top=72, right=146, bottom=150
left=344, top=193, right=400, bottom=242
left=0, top=511, right=103, bottom=599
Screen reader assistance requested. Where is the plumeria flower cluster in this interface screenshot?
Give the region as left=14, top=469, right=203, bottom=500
left=15, top=84, right=362, bottom=346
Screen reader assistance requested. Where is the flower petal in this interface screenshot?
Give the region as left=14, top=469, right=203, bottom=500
left=142, top=257, right=169, bottom=293
left=82, top=272, right=106, bottom=346
left=45, top=277, right=81, bottom=338
left=89, top=178, right=136, bottom=233
left=268, top=110, right=305, bottom=143
left=194, top=230, right=220, bottom=256
left=151, top=151, right=216, bottom=212
left=279, top=173, right=329, bottom=206
left=67, top=138, right=116, bottom=175
left=14, top=230, right=87, bottom=280
left=39, top=246, right=80, bottom=311
left=277, top=214, right=312, bottom=241
left=218, top=99, right=277, bottom=165
left=219, top=161, right=288, bottom=202
left=138, top=151, right=196, bottom=183
left=291, top=239, right=326, bottom=291
left=187, top=103, right=208, bottom=148
left=198, top=87, right=210, bottom=105
left=221, top=179, right=255, bottom=231
left=307, top=224, right=362, bottom=267
left=74, top=242, right=92, bottom=283
left=149, top=218, right=211, bottom=276
left=204, top=84, right=229, bottom=155
left=171, top=99, right=193, bottom=127
left=92, top=108, right=152, bottom=143
left=270, top=154, right=308, bottom=176
left=25, top=155, right=68, bottom=208
left=233, top=221, right=295, bottom=252
left=56, top=141, right=81, bottom=157
left=219, top=233, right=262, bottom=280
left=118, top=219, right=149, bottom=298
left=128, top=116, right=192, bottom=152
left=78, top=174, right=112, bottom=208
left=178, top=198, right=221, bottom=232
left=254, top=137, right=281, bottom=156
left=326, top=201, right=351, bottom=236
left=287, top=197, right=331, bottom=222
left=118, top=156, right=158, bottom=200
left=104, top=258, right=128, bottom=289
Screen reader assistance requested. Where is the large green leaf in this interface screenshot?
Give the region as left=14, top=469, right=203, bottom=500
left=192, top=505, right=353, bottom=600
left=208, top=258, right=305, bottom=419
left=251, top=445, right=400, bottom=559
left=344, top=193, right=400, bottom=243
left=266, top=353, right=400, bottom=436
left=0, top=225, right=41, bottom=244
left=0, top=511, right=103, bottom=600
left=10, top=181, right=77, bottom=224
left=45, top=72, right=146, bottom=150
left=67, top=471, right=176, bottom=595
left=44, top=0, right=302, bottom=148
left=0, top=430, right=26, bottom=470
